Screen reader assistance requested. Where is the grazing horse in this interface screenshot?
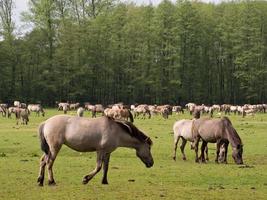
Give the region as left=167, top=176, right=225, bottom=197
left=192, top=117, right=243, bottom=164
left=104, top=108, right=133, bottom=123
left=70, top=103, right=80, bottom=110
left=37, top=115, right=153, bottom=186
left=15, top=108, right=29, bottom=125
left=172, top=112, right=204, bottom=161
left=28, top=104, right=45, bottom=117
left=91, top=104, right=104, bottom=118
left=58, top=102, right=69, bottom=111
left=7, top=107, right=17, bottom=118
left=133, top=104, right=151, bottom=119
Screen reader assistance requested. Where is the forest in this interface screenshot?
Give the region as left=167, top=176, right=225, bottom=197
left=0, top=0, right=266, bottom=106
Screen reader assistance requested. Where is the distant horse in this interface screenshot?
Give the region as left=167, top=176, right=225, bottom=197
left=62, top=104, right=69, bottom=114
left=104, top=108, right=133, bottom=123
left=133, top=104, right=151, bottom=119
left=70, top=103, right=80, bottom=110
left=77, top=107, right=84, bottom=117
left=28, top=104, right=45, bottom=117
left=172, top=106, right=184, bottom=114
left=15, top=108, right=29, bottom=125
left=91, top=104, right=104, bottom=118
left=14, top=101, right=20, bottom=107
left=8, top=107, right=17, bottom=118
left=0, top=106, right=6, bottom=117
left=58, top=102, right=69, bottom=111
left=0, top=103, right=8, bottom=117
left=37, top=115, right=153, bottom=186
left=192, top=117, right=243, bottom=164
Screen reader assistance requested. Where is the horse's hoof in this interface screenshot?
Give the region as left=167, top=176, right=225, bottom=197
left=102, top=180, right=108, bottom=185
left=48, top=180, right=56, bottom=186
left=37, top=177, right=44, bottom=186
left=82, top=177, right=89, bottom=185
left=172, top=156, right=176, bottom=161
left=182, top=157, right=186, bottom=161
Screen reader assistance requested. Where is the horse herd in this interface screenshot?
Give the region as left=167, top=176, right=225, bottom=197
left=1, top=101, right=264, bottom=186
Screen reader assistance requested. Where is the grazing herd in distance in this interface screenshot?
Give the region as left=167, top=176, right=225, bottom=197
left=0, top=101, right=267, bottom=180
left=0, top=101, right=266, bottom=125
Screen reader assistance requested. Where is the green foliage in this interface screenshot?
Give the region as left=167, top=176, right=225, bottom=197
left=0, top=0, right=266, bottom=105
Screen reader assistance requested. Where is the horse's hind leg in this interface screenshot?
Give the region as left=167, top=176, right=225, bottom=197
left=102, top=153, right=111, bottom=184
left=46, top=146, right=61, bottom=186
left=173, top=136, right=180, bottom=161
left=83, top=151, right=103, bottom=184
left=180, top=138, right=187, bottom=160
left=37, top=154, right=47, bottom=186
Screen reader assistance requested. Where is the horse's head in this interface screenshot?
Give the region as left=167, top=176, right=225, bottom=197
left=136, top=140, right=154, bottom=168
left=232, top=144, right=243, bottom=164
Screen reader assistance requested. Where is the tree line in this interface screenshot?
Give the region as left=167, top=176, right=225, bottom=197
left=0, top=0, right=266, bottom=106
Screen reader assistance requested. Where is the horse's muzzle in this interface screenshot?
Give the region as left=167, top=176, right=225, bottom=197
left=146, top=161, right=154, bottom=168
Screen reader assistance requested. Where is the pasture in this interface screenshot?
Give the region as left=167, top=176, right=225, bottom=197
left=0, top=109, right=266, bottom=200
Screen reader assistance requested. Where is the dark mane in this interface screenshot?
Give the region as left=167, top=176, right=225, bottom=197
left=113, top=119, right=153, bottom=146
left=222, top=117, right=243, bottom=146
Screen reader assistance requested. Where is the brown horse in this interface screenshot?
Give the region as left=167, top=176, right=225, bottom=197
left=192, top=117, right=243, bottom=164
left=37, top=115, right=153, bottom=186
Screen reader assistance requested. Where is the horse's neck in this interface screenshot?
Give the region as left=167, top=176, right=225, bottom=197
left=117, top=133, right=140, bottom=149
left=227, top=128, right=241, bottom=148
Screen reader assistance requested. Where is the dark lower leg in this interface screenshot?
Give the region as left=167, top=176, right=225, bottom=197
left=180, top=139, right=187, bottom=160
left=102, top=153, right=111, bottom=184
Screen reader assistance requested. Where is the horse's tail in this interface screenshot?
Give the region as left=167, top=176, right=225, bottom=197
left=39, top=123, right=50, bottom=155
left=128, top=109, right=134, bottom=123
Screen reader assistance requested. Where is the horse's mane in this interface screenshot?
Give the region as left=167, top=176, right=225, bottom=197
left=110, top=117, right=153, bottom=146
left=222, top=116, right=243, bottom=146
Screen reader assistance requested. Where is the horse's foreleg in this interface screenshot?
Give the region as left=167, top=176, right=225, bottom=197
left=83, top=151, right=103, bottom=184
left=37, top=154, right=47, bottom=186
left=193, top=137, right=200, bottom=163
left=205, top=145, right=209, bottom=161
left=102, top=153, right=111, bottom=184
left=200, top=141, right=207, bottom=163
left=215, top=141, right=221, bottom=163
left=224, top=142, right=229, bottom=164
left=180, top=138, right=187, bottom=160
left=172, top=136, right=180, bottom=161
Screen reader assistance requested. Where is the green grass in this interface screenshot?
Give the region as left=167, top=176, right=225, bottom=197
left=0, top=109, right=266, bottom=200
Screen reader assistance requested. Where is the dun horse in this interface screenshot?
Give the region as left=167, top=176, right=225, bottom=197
left=37, top=115, right=153, bottom=186
left=192, top=117, right=243, bottom=164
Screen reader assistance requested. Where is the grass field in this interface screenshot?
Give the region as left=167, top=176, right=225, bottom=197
left=0, top=109, right=266, bottom=200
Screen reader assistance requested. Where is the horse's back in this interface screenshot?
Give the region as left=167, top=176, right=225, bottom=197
left=194, top=118, right=226, bottom=142
left=173, top=119, right=193, bottom=140
left=42, top=115, right=116, bottom=152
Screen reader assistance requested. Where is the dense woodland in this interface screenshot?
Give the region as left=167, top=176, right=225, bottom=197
left=0, top=0, right=266, bottom=106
